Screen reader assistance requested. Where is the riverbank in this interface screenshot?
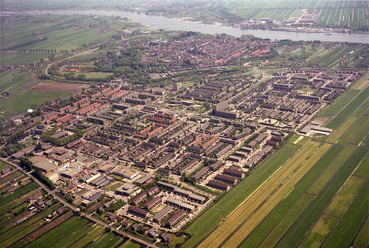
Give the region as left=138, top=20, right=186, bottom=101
left=2, top=9, right=369, bottom=44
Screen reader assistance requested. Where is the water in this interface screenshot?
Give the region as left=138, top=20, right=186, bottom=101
left=3, top=9, right=369, bottom=44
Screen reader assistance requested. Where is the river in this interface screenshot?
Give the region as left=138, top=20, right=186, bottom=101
left=3, top=9, right=369, bottom=44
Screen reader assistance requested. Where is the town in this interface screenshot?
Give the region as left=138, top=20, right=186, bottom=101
left=1, top=48, right=363, bottom=244
left=1, top=3, right=369, bottom=247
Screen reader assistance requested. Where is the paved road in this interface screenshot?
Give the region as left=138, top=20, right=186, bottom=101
left=1, top=157, right=158, bottom=248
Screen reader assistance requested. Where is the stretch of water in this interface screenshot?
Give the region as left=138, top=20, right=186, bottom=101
left=4, top=9, right=369, bottom=44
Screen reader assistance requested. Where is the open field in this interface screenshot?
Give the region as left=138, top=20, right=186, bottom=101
left=74, top=72, right=114, bottom=79
left=239, top=144, right=344, bottom=247
left=326, top=84, right=369, bottom=129
left=321, top=178, right=369, bottom=248
left=300, top=173, right=366, bottom=247
left=0, top=69, right=32, bottom=94
left=1, top=53, right=51, bottom=65
left=1, top=15, right=113, bottom=53
left=0, top=90, right=69, bottom=119
left=28, top=81, right=89, bottom=92
left=353, top=217, right=369, bottom=248
left=337, top=110, right=369, bottom=145
left=275, top=146, right=369, bottom=248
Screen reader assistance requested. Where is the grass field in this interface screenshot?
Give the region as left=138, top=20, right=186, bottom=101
left=300, top=174, right=366, bottom=248
left=1, top=53, right=51, bottom=65
left=322, top=178, right=369, bottom=248
left=275, top=146, right=369, bottom=248
left=239, top=144, right=344, bottom=247
left=0, top=203, right=62, bottom=247
left=353, top=217, right=369, bottom=248
left=326, top=84, right=369, bottom=129
left=0, top=69, right=32, bottom=94
left=0, top=90, right=69, bottom=119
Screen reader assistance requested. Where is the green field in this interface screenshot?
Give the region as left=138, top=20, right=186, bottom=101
left=322, top=178, right=369, bottom=248
left=326, top=84, right=369, bottom=129
left=0, top=90, right=69, bottom=119
left=275, top=146, right=369, bottom=248
left=239, top=144, right=344, bottom=247
left=0, top=69, right=32, bottom=94
left=1, top=53, right=51, bottom=65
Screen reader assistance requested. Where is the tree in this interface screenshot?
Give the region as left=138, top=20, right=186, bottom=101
left=20, top=157, right=33, bottom=171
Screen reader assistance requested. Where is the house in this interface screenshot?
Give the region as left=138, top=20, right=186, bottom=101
left=161, top=233, right=172, bottom=243
left=166, top=209, right=187, bottom=228
left=148, top=228, right=159, bottom=238
left=127, top=206, right=149, bottom=219
left=105, top=212, right=117, bottom=221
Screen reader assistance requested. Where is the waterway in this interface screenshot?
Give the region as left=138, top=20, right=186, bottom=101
left=4, top=9, right=369, bottom=44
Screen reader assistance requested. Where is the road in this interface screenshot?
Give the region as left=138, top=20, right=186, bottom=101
left=1, top=157, right=158, bottom=248
left=44, top=47, right=100, bottom=76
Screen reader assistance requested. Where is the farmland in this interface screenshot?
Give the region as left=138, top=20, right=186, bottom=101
left=28, top=82, right=89, bottom=92
left=0, top=14, right=141, bottom=119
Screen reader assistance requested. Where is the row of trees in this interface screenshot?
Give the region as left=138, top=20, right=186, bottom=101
left=19, top=157, right=56, bottom=190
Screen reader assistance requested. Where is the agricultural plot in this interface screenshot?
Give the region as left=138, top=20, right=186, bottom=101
left=0, top=69, right=32, bottom=95
left=352, top=218, right=369, bottom=248
left=219, top=143, right=332, bottom=248
left=239, top=144, right=344, bottom=248
left=28, top=82, right=89, bottom=93
left=1, top=15, right=114, bottom=53
left=326, top=84, right=369, bottom=129
left=74, top=72, right=114, bottom=79
left=275, top=146, right=369, bottom=248
left=1, top=53, right=51, bottom=65
left=321, top=179, right=369, bottom=248
left=300, top=152, right=369, bottom=247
